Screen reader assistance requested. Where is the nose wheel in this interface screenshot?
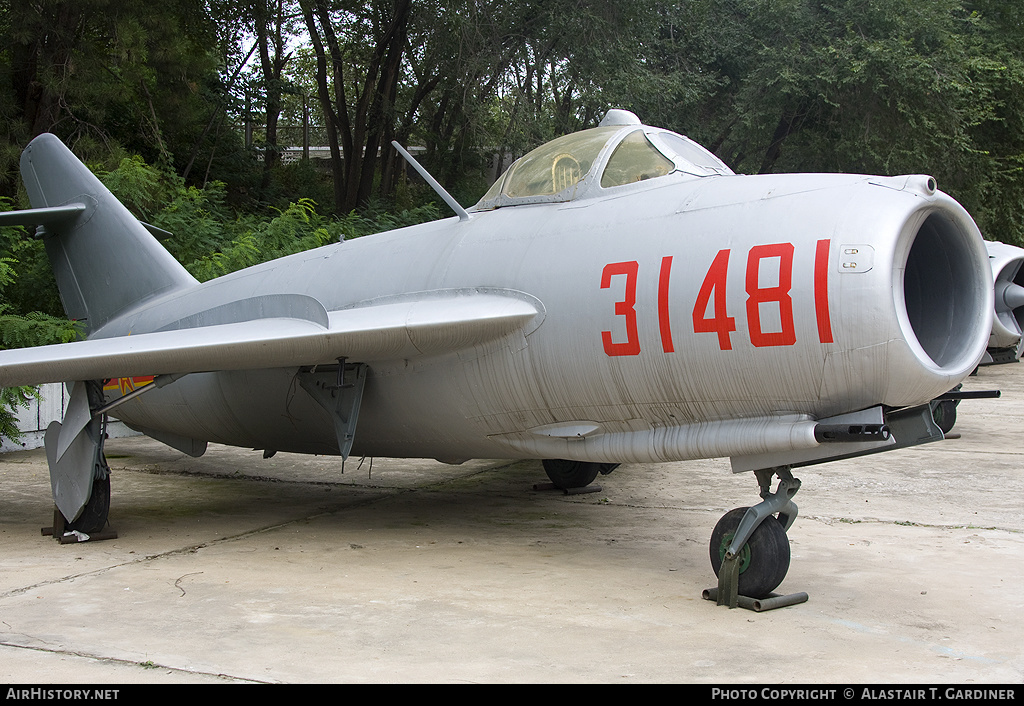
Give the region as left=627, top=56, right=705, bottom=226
left=710, top=507, right=790, bottom=599
left=705, top=466, right=808, bottom=610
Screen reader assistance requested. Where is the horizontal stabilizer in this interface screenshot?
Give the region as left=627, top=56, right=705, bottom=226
left=0, top=291, right=543, bottom=387
left=0, top=204, right=172, bottom=242
left=0, top=203, right=86, bottom=228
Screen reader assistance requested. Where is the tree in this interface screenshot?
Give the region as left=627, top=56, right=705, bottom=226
left=0, top=204, right=80, bottom=444
left=622, top=0, right=1024, bottom=244
left=300, top=0, right=413, bottom=213
left=0, top=0, right=239, bottom=193
left=246, top=0, right=301, bottom=193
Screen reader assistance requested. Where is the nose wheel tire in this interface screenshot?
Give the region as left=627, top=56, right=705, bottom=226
left=710, top=507, right=791, bottom=599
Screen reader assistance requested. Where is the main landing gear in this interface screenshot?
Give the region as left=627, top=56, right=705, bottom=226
left=42, top=468, right=115, bottom=543
left=40, top=380, right=117, bottom=543
left=704, top=466, right=808, bottom=611
left=537, top=459, right=619, bottom=494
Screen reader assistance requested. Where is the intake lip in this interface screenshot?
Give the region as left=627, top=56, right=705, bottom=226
left=894, top=202, right=992, bottom=377
left=986, top=240, right=1024, bottom=349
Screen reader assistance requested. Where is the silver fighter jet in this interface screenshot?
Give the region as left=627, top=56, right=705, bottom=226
left=983, top=240, right=1024, bottom=364
left=0, top=110, right=994, bottom=603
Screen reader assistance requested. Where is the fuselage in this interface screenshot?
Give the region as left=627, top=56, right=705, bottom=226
left=96, top=168, right=992, bottom=463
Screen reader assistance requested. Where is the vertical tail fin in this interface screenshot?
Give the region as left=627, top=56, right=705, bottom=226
left=17, top=134, right=197, bottom=335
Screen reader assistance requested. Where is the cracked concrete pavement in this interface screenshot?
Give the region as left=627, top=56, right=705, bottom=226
left=0, top=365, right=1021, bottom=683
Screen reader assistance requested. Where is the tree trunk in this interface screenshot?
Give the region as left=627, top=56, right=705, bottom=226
left=300, top=0, right=345, bottom=213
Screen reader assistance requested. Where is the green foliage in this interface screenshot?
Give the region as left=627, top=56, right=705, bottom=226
left=269, top=159, right=338, bottom=215
left=343, top=200, right=442, bottom=239
left=187, top=233, right=263, bottom=282
left=0, top=236, right=64, bottom=318
left=0, top=386, right=37, bottom=444
left=610, top=0, right=1024, bottom=245
left=0, top=311, right=79, bottom=349
left=96, top=156, right=173, bottom=222
left=0, top=203, right=80, bottom=334
left=3, top=0, right=1024, bottom=244
left=153, top=181, right=236, bottom=265
left=95, top=152, right=444, bottom=286
left=182, top=196, right=441, bottom=281
left=0, top=0, right=231, bottom=188
left=0, top=207, right=80, bottom=443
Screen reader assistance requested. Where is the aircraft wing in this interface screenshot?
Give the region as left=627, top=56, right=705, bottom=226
left=0, top=291, right=542, bottom=387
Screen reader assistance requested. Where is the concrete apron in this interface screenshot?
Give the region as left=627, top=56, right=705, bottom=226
left=0, top=365, right=1021, bottom=683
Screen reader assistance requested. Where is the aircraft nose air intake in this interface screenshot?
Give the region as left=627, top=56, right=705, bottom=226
left=897, top=207, right=992, bottom=375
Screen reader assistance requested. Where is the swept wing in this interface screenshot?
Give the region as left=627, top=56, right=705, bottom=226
left=0, top=291, right=541, bottom=387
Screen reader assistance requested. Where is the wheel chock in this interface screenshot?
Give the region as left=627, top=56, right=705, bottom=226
left=702, top=587, right=808, bottom=612
left=41, top=506, right=118, bottom=543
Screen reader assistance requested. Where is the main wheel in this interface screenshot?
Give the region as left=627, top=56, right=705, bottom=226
left=65, top=474, right=110, bottom=534
left=931, top=399, right=957, bottom=434
left=542, top=459, right=602, bottom=489
left=709, top=507, right=790, bottom=599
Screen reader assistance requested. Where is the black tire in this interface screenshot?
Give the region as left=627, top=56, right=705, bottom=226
left=932, top=400, right=957, bottom=434
left=709, top=507, right=790, bottom=599
left=542, top=459, right=601, bottom=489
left=65, top=474, right=110, bottom=534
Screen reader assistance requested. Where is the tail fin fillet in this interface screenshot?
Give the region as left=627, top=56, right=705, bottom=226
left=12, top=134, right=197, bottom=335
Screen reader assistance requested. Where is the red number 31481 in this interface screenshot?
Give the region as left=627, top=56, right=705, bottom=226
left=600, top=239, right=834, bottom=356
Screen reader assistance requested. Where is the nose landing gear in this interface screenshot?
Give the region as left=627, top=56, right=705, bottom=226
left=704, top=466, right=808, bottom=611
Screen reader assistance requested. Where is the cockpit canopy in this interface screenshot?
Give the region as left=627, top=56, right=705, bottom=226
left=472, top=110, right=733, bottom=211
